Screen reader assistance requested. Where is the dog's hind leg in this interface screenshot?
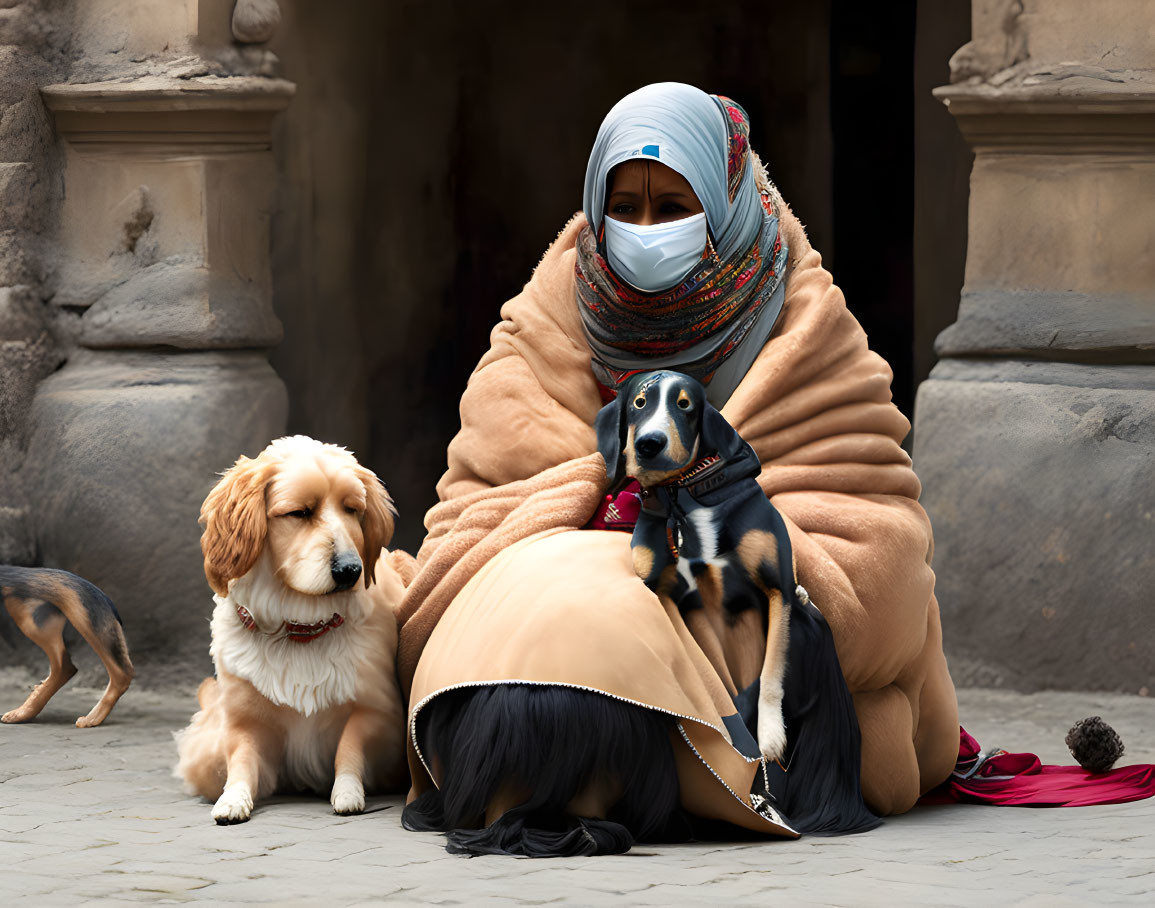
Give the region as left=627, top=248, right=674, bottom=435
left=1, top=600, right=77, bottom=724
left=737, top=526, right=792, bottom=762
left=73, top=649, right=133, bottom=728
left=756, top=585, right=790, bottom=762
left=55, top=582, right=134, bottom=728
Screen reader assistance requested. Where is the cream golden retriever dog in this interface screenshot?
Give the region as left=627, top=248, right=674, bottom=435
left=174, top=436, right=409, bottom=824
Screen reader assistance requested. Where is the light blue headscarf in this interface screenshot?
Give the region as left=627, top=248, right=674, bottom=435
left=576, top=82, right=788, bottom=408
left=582, top=82, right=763, bottom=261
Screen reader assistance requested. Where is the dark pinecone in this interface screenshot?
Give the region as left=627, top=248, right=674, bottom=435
left=1065, top=716, right=1125, bottom=773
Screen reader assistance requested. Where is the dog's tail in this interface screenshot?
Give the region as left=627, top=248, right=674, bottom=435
left=764, top=596, right=881, bottom=836
left=402, top=684, right=690, bottom=857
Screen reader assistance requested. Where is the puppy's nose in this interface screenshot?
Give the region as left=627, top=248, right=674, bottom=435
left=635, top=432, right=667, bottom=460
left=330, top=556, right=362, bottom=592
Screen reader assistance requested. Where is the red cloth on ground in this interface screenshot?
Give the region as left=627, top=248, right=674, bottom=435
left=920, top=727, right=1155, bottom=807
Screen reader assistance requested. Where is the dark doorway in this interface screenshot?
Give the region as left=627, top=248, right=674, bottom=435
left=830, top=0, right=918, bottom=418
left=273, top=0, right=946, bottom=553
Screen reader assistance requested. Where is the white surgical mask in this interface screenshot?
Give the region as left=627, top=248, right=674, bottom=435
left=604, top=212, right=708, bottom=292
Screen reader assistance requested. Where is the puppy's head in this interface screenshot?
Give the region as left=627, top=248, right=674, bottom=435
left=596, top=371, right=706, bottom=488
left=200, top=436, right=396, bottom=597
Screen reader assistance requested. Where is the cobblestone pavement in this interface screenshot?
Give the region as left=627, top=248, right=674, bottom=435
left=1, top=669, right=1152, bottom=905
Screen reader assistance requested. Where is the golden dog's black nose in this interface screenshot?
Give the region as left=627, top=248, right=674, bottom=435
left=635, top=432, right=667, bottom=460
left=331, top=557, right=362, bottom=592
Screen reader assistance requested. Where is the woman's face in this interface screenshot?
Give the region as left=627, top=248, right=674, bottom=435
left=606, top=160, right=704, bottom=226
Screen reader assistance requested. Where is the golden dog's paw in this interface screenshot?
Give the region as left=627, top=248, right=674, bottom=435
left=758, top=708, right=788, bottom=764
left=330, top=772, right=365, bottom=815
left=1, top=708, right=31, bottom=724
left=212, top=783, right=254, bottom=825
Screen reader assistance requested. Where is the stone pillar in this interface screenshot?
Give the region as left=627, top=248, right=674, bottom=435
left=0, top=2, right=69, bottom=571
left=913, top=0, right=1155, bottom=691
left=3, top=2, right=292, bottom=674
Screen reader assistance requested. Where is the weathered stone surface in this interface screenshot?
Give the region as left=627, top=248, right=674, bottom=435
left=952, top=0, right=1154, bottom=81
left=936, top=291, right=1155, bottom=361
left=1, top=0, right=68, bottom=587
left=0, top=328, right=57, bottom=441
left=0, top=285, right=43, bottom=342
left=232, top=0, right=281, bottom=44
left=914, top=364, right=1155, bottom=691
left=0, top=162, right=36, bottom=231
left=915, top=0, right=1155, bottom=692
left=43, top=88, right=292, bottom=347
left=15, top=350, right=287, bottom=679
left=1012, top=0, right=1154, bottom=74
left=962, top=151, right=1155, bottom=296
left=0, top=505, right=34, bottom=566
left=76, top=260, right=284, bottom=349
left=69, top=0, right=199, bottom=76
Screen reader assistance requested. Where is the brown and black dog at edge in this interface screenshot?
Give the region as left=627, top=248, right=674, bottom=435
left=596, top=369, right=879, bottom=836
left=1, top=566, right=134, bottom=727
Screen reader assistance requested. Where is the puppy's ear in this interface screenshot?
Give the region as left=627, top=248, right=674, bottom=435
left=701, top=404, right=753, bottom=463
left=200, top=455, right=272, bottom=596
left=595, top=390, right=628, bottom=490
left=355, top=465, right=397, bottom=587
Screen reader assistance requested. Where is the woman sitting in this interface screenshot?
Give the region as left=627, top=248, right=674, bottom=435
left=396, top=82, right=959, bottom=856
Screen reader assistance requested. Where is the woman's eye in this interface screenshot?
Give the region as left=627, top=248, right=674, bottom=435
left=611, top=203, right=635, bottom=215
left=661, top=202, right=687, bottom=214
left=633, top=396, right=646, bottom=409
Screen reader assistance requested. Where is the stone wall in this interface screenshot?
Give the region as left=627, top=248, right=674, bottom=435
left=913, top=0, right=1155, bottom=691
left=0, top=1, right=70, bottom=569
left=1, top=1, right=291, bottom=680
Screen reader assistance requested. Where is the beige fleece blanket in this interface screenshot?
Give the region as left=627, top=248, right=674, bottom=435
left=398, top=205, right=959, bottom=825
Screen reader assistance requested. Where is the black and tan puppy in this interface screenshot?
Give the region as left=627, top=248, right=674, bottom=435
left=596, top=370, right=878, bottom=835
left=0, top=566, right=133, bottom=727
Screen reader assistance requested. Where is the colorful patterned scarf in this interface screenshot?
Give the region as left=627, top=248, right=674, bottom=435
left=575, top=95, right=789, bottom=402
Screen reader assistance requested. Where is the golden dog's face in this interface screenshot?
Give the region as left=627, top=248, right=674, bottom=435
left=200, top=436, right=396, bottom=597
left=264, top=450, right=376, bottom=595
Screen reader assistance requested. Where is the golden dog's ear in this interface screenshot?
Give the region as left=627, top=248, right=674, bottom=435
left=199, top=454, right=272, bottom=596
left=355, top=465, right=397, bottom=587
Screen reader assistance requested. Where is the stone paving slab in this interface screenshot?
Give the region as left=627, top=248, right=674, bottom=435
left=0, top=670, right=1152, bottom=905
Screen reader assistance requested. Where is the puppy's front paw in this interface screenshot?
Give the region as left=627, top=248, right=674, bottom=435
left=758, top=707, right=787, bottom=763
left=212, top=783, right=254, bottom=825
left=331, top=772, right=365, bottom=816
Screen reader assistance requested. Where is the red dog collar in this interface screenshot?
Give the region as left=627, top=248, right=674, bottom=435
left=235, top=604, right=345, bottom=644
left=670, top=454, right=722, bottom=487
